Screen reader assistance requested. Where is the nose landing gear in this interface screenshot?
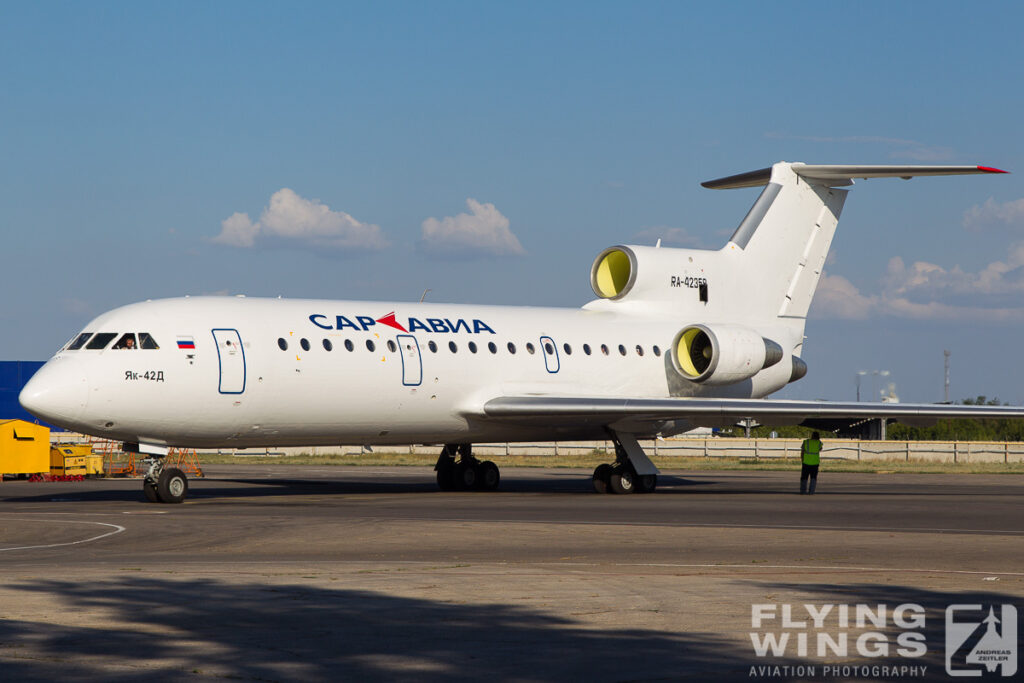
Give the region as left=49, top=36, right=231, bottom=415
left=141, top=456, right=189, bottom=504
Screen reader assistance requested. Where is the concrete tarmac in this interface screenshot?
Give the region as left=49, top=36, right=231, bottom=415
left=0, top=466, right=1021, bottom=681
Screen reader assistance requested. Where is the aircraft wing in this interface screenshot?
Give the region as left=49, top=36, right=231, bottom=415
left=482, top=396, right=1024, bottom=426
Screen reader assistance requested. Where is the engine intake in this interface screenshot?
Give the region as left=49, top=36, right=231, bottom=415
left=591, top=246, right=637, bottom=299
left=672, top=324, right=783, bottom=386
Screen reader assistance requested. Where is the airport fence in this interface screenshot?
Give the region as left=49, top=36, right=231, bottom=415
left=200, top=438, right=1024, bottom=463
left=49, top=432, right=1024, bottom=463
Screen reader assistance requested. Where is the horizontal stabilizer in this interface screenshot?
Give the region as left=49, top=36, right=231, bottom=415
left=702, top=164, right=1008, bottom=190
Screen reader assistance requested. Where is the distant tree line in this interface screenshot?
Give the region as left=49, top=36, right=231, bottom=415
left=726, top=397, right=1024, bottom=442
left=887, top=397, right=1024, bottom=442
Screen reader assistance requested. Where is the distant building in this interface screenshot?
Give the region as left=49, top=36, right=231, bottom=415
left=0, top=361, right=63, bottom=430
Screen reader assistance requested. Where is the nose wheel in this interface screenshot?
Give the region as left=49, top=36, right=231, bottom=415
left=141, top=456, right=189, bottom=503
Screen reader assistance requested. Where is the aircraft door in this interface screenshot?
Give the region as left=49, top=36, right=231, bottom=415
left=540, top=335, right=559, bottom=373
left=212, top=329, right=246, bottom=394
left=396, top=334, right=422, bottom=386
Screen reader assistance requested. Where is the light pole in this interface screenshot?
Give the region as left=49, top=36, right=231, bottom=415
left=856, top=371, right=868, bottom=401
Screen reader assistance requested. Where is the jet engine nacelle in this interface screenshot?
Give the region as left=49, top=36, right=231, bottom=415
left=671, top=324, right=783, bottom=386
left=590, top=244, right=697, bottom=301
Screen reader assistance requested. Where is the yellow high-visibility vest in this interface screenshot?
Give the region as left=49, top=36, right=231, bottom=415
left=801, top=439, right=822, bottom=466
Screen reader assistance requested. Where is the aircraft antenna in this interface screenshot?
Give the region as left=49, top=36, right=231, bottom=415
left=420, top=288, right=432, bottom=303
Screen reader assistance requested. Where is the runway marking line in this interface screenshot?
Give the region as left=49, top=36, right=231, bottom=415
left=0, top=516, right=126, bottom=552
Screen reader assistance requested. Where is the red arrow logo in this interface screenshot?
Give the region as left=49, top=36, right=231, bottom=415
left=375, top=311, right=408, bottom=333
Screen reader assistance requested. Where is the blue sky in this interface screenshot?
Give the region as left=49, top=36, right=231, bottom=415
left=3, top=1, right=1024, bottom=404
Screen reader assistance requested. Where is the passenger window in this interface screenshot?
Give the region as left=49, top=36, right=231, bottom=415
left=366, top=339, right=376, bottom=352
left=468, top=341, right=478, bottom=354
left=526, top=343, right=535, bottom=354
left=139, top=333, right=159, bottom=350
left=618, top=344, right=627, bottom=356
left=600, top=344, right=609, bottom=356
left=583, top=344, right=592, bottom=356
left=507, top=342, right=516, bottom=354
left=636, top=345, right=644, bottom=356
left=300, top=338, right=310, bottom=352
left=488, top=342, right=497, bottom=354
left=278, top=338, right=288, bottom=351
left=67, top=333, right=93, bottom=351
left=323, top=339, right=333, bottom=351
left=344, top=339, right=354, bottom=352
left=563, top=343, right=572, bottom=355
left=86, top=333, right=117, bottom=350
left=387, top=340, right=397, bottom=352
left=449, top=341, right=458, bottom=353
left=544, top=342, right=554, bottom=355
left=653, top=345, right=661, bottom=357
left=428, top=341, right=438, bottom=353
left=113, top=333, right=137, bottom=350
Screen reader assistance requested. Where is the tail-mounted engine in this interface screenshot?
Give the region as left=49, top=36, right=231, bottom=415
left=672, top=324, right=783, bottom=386
left=591, top=244, right=708, bottom=303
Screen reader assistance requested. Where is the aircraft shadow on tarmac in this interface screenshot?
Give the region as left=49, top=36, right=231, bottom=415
left=0, top=474, right=712, bottom=504
left=2, top=471, right=1011, bottom=504
left=2, top=576, right=1019, bottom=681
left=1, top=575, right=757, bottom=682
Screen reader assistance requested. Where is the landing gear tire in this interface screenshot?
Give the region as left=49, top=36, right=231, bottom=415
left=609, top=466, right=636, bottom=495
left=453, top=462, right=477, bottom=490
left=436, top=466, right=456, bottom=491
left=476, top=461, right=500, bottom=491
left=143, top=480, right=160, bottom=503
left=157, top=467, right=188, bottom=504
left=592, top=464, right=613, bottom=494
left=635, top=474, right=657, bottom=494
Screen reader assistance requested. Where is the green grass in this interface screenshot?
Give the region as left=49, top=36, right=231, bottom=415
left=194, top=452, right=1024, bottom=474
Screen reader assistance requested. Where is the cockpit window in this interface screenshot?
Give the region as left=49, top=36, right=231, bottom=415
left=139, top=333, right=160, bottom=350
left=66, top=333, right=93, bottom=351
left=113, top=333, right=138, bottom=349
left=86, top=332, right=118, bottom=350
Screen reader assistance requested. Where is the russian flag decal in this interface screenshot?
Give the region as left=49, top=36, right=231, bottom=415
left=177, top=337, right=195, bottom=350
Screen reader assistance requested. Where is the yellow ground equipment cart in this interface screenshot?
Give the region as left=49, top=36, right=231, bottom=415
left=50, top=444, right=100, bottom=481
left=0, top=420, right=50, bottom=480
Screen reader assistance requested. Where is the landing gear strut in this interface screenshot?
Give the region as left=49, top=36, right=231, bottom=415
left=592, top=432, right=659, bottom=495
left=141, top=456, right=189, bottom=504
left=435, top=444, right=500, bottom=491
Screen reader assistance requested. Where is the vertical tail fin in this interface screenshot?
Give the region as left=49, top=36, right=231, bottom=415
left=704, top=162, right=1006, bottom=323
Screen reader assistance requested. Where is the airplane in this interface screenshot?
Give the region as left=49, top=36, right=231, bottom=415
left=19, top=161, right=1024, bottom=504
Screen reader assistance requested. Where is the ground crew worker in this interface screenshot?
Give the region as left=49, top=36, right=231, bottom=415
left=800, top=431, right=823, bottom=494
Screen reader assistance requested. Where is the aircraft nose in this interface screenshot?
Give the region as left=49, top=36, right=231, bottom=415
left=19, top=360, right=89, bottom=428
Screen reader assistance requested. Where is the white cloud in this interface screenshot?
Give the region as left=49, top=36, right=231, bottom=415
left=882, top=249, right=1024, bottom=297
left=211, top=189, right=389, bottom=251
left=811, top=273, right=876, bottom=320
left=812, top=253, right=1024, bottom=323
left=419, top=198, right=525, bottom=258
left=212, top=212, right=258, bottom=248
left=963, top=197, right=1024, bottom=231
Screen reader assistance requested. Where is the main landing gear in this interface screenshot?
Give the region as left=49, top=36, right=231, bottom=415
left=435, top=444, right=500, bottom=491
left=141, top=456, right=189, bottom=504
left=592, top=432, right=659, bottom=495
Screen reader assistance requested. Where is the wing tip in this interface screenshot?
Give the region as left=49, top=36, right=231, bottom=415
left=978, top=165, right=1010, bottom=174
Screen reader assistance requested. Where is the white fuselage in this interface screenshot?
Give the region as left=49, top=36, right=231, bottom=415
left=20, top=296, right=799, bottom=448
